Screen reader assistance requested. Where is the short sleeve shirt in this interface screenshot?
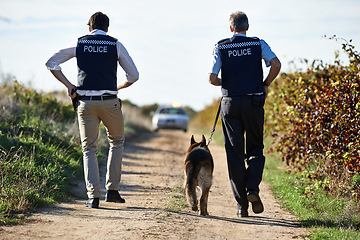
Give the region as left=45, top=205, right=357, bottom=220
left=210, top=34, right=277, bottom=74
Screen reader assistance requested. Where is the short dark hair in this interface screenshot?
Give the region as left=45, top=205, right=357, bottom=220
left=88, top=12, right=109, bottom=31
left=229, top=11, right=249, bottom=32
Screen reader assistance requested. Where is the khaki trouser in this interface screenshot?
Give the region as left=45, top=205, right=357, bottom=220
left=77, top=98, right=124, bottom=199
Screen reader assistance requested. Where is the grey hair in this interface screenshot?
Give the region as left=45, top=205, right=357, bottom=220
left=229, top=11, right=249, bottom=32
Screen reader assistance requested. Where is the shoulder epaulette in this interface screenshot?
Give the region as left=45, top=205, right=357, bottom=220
left=218, top=38, right=231, bottom=44
left=78, top=35, right=88, bottom=40
left=249, top=36, right=260, bottom=41
left=106, top=35, right=118, bottom=42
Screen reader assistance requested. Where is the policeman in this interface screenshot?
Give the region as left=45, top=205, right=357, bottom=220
left=209, top=11, right=281, bottom=217
left=46, top=12, right=139, bottom=208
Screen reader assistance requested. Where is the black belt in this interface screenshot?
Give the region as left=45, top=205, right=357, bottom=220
left=79, top=95, right=117, bottom=101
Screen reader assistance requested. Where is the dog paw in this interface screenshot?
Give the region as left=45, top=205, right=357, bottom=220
left=199, top=211, right=209, bottom=216
left=191, top=204, right=198, bottom=211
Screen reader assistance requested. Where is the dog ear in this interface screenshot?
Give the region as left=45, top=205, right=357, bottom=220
left=200, top=135, right=206, bottom=147
left=191, top=135, right=196, bottom=145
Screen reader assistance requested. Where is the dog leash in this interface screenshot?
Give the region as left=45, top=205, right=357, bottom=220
left=207, top=98, right=222, bottom=146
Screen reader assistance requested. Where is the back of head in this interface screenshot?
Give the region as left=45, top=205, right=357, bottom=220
left=88, top=12, right=109, bottom=31
left=229, top=11, right=249, bottom=32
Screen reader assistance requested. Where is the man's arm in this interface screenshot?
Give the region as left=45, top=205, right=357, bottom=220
left=117, top=42, right=139, bottom=83
left=208, top=73, right=222, bottom=86
left=46, top=46, right=77, bottom=97
left=49, top=70, right=77, bottom=98
left=208, top=43, right=222, bottom=86
left=263, top=57, right=281, bottom=97
left=117, top=80, right=133, bottom=90
left=116, top=42, right=139, bottom=91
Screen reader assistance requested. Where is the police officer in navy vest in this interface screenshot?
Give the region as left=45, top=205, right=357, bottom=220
left=46, top=12, right=139, bottom=208
left=209, top=11, right=281, bottom=217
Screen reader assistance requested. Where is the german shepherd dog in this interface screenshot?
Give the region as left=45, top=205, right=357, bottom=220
left=184, top=135, right=214, bottom=216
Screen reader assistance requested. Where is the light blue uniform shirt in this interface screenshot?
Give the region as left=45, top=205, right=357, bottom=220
left=210, top=34, right=277, bottom=75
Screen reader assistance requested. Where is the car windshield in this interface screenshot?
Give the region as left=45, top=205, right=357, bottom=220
left=159, top=108, right=186, bottom=115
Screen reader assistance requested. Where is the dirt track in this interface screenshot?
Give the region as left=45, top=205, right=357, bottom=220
left=0, top=130, right=308, bottom=239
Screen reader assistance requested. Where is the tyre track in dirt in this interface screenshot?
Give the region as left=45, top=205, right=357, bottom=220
left=0, top=130, right=308, bottom=239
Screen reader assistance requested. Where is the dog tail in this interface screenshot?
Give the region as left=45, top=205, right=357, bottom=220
left=185, top=163, right=200, bottom=211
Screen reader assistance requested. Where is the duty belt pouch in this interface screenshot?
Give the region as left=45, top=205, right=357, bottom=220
left=71, top=89, right=79, bottom=111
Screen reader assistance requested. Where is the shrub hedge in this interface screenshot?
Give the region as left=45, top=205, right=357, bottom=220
left=265, top=38, right=360, bottom=200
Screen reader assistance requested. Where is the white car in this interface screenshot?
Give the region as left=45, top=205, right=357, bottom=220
left=152, top=105, right=189, bottom=132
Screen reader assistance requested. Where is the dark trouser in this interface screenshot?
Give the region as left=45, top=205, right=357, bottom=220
left=221, top=95, right=266, bottom=210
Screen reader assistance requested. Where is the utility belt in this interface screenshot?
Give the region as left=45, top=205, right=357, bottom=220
left=78, top=95, right=117, bottom=101
left=223, top=92, right=264, bottom=97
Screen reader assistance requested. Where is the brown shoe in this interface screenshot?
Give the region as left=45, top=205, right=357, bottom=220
left=105, top=190, right=126, bottom=203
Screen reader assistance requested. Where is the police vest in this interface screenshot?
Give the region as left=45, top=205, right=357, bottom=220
left=76, top=34, right=118, bottom=91
left=218, top=36, right=264, bottom=96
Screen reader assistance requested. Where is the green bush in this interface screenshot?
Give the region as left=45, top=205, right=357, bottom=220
left=0, top=81, right=82, bottom=224
left=11, top=81, right=76, bottom=123
left=265, top=38, right=360, bottom=200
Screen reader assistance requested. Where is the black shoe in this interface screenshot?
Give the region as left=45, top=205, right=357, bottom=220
left=237, top=209, right=249, bottom=217
left=247, top=191, right=264, bottom=214
left=105, top=190, right=126, bottom=203
left=85, top=198, right=99, bottom=208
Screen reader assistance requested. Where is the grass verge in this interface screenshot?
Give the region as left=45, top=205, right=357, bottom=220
left=263, top=148, right=360, bottom=239
left=0, top=80, right=153, bottom=225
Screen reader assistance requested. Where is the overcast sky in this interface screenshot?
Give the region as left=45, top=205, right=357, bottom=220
left=0, top=0, right=359, bottom=110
